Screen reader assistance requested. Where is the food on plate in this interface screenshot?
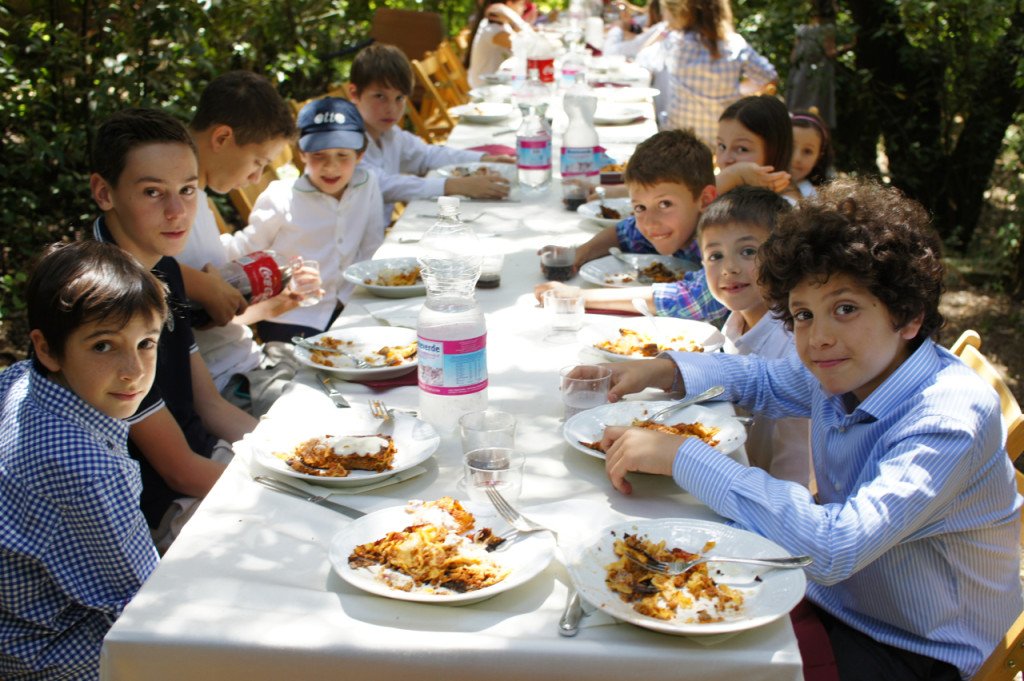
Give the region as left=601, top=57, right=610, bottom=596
left=286, top=433, right=397, bottom=477
left=605, top=532, right=743, bottom=622
left=639, top=261, right=684, bottom=283
left=579, top=418, right=720, bottom=453
left=448, top=165, right=503, bottom=178
left=601, top=162, right=626, bottom=173
left=595, top=328, right=704, bottom=357
left=307, top=338, right=418, bottom=368
left=364, top=266, right=421, bottom=287
left=348, top=497, right=509, bottom=593
left=599, top=204, right=622, bottom=220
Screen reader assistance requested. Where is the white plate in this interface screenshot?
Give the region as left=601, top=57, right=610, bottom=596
left=578, top=254, right=698, bottom=288
left=596, top=86, right=660, bottom=103
left=249, top=407, right=440, bottom=488
left=329, top=504, right=556, bottom=604
left=469, top=85, right=514, bottom=103
left=563, top=402, right=746, bottom=462
left=593, top=105, right=647, bottom=126
left=435, top=162, right=516, bottom=181
left=580, top=316, right=725, bottom=361
left=481, top=71, right=514, bottom=85
left=448, top=102, right=514, bottom=123
left=343, top=257, right=425, bottom=299
left=576, top=198, right=632, bottom=227
left=567, top=518, right=806, bottom=635
left=293, top=327, right=418, bottom=380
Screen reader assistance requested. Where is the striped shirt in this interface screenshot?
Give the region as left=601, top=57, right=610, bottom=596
left=665, top=30, right=777, bottom=147
left=0, top=361, right=158, bottom=679
left=615, top=216, right=727, bottom=321
left=666, top=340, right=1022, bottom=678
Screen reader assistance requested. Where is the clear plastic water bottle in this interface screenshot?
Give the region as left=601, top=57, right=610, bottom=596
left=560, top=91, right=600, bottom=210
left=517, top=105, right=552, bottom=190
left=514, top=67, right=550, bottom=120
left=560, top=44, right=587, bottom=90
left=416, top=197, right=488, bottom=432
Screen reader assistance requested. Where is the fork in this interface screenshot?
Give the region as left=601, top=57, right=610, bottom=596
left=414, top=211, right=493, bottom=223
left=291, top=336, right=371, bottom=369
left=368, top=398, right=396, bottom=435
left=624, top=551, right=812, bottom=576
left=484, top=487, right=558, bottom=540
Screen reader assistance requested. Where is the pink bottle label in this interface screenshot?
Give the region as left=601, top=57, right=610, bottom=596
left=517, top=138, right=552, bottom=170
left=417, top=333, right=488, bottom=396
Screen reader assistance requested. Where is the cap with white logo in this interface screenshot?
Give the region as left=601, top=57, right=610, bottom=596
left=297, top=97, right=366, bottom=152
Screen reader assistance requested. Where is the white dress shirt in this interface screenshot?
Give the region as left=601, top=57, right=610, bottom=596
left=359, top=127, right=483, bottom=224
left=222, top=168, right=384, bottom=331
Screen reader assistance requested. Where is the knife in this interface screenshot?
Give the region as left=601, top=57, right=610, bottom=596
left=253, top=475, right=365, bottom=519
left=558, top=588, right=586, bottom=637
left=317, top=372, right=350, bottom=408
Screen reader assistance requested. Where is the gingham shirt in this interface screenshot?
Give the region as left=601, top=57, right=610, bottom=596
left=665, top=30, right=777, bottom=147
left=615, top=216, right=727, bottom=321
left=0, top=361, right=158, bottom=679
left=666, top=340, right=1023, bottom=678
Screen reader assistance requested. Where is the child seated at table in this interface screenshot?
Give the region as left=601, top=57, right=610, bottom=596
left=176, top=70, right=320, bottom=400
left=346, top=43, right=515, bottom=225
left=598, top=178, right=1023, bottom=680
left=90, top=108, right=258, bottom=551
left=0, top=241, right=163, bottom=679
left=697, top=185, right=810, bottom=485
left=535, top=128, right=726, bottom=321
left=221, top=97, right=384, bottom=342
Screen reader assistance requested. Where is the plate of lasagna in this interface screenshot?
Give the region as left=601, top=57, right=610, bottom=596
left=329, top=497, right=556, bottom=604
left=567, top=518, right=806, bottom=635
left=293, top=326, right=418, bottom=380
left=249, top=407, right=440, bottom=488
left=576, top=198, right=632, bottom=228
left=580, top=317, right=725, bottom=361
left=343, top=257, right=425, bottom=298
left=578, top=254, right=697, bottom=288
left=562, top=402, right=746, bottom=462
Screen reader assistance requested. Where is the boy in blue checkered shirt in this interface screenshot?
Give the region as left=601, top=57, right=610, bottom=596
left=534, top=129, right=726, bottom=321
left=0, top=241, right=165, bottom=679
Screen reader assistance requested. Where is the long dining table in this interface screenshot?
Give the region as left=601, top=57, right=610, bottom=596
left=99, top=87, right=805, bottom=681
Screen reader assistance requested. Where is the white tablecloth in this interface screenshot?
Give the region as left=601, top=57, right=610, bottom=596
left=100, top=98, right=803, bottom=681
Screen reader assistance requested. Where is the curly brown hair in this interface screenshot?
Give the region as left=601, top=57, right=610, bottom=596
left=758, top=179, right=945, bottom=344
left=623, top=128, right=715, bottom=198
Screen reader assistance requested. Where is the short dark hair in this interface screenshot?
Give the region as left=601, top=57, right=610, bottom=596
left=791, top=109, right=833, bottom=186
left=92, top=108, right=197, bottom=186
left=719, top=95, right=793, bottom=176
left=350, top=43, right=415, bottom=97
left=190, top=70, right=296, bottom=145
left=758, top=179, right=945, bottom=345
left=624, top=129, right=715, bottom=198
left=698, top=185, right=791, bottom=237
left=27, top=241, right=169, bottom=364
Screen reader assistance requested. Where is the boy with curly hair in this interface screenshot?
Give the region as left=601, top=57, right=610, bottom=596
left=597, top=179, right=1022, bottom=679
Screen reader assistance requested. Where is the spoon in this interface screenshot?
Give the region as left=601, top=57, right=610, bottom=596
left=631, top=297, right=660, bottom=338
left=595, top=185, right=607, bottom=209
left=608, top=247, right=650, bottom=283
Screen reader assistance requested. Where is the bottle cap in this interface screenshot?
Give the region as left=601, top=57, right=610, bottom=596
left=438, top=196, right=460, bottom=210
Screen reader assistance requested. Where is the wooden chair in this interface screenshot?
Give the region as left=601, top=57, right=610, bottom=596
left=228, top=143, right=296, bottom=223
left=453, top=27, right=472, bottom=57
left=407, top=51, right=459, bottom=143
left=207, top=196, right=233, bottom=235
left=369, top=8, right=446, bottom=63
left=436, top=41, right=471, bottom=102
left=950, top=330, right=1024, bottom=681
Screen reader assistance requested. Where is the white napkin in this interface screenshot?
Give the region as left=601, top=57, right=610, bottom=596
left=361, top=299, right=421, bottom=329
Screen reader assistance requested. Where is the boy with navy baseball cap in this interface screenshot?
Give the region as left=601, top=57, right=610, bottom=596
left=220, top=96, right=385, bottom=341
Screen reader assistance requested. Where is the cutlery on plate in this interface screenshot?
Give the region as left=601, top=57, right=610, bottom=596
left=631, top=297, right=661, bottom=337
left=624, top=549, right=812, bottom=576
left=484, top=487, right=558, bottom=541
left=558, top=588, right=586, bottom=637
left=368, top=398, right=396, bottom=435
left=646, top=385, right=726, bottom=423
left=292, top=336, right=370, bottom=369
left=252, top=475, right=365, bottom=519
left=316, top=372, right=350, bottom=408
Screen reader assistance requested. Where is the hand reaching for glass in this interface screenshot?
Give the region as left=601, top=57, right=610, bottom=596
left=286, top=257, right=324, bottom=308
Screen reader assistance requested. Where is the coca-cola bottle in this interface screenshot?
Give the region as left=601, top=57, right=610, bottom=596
left=188, top=250, right=296, bottom=328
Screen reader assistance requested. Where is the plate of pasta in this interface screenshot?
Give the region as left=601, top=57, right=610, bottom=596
left=293, top=326, right=418, bottom=380
left=578, top=254, right=697, bottom=288
left=579, top=317, right=725, bottom=361
left=343, top=257, right=425, bottom=298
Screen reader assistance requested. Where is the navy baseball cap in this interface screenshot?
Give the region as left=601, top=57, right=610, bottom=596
left=297, top=97, right=366, bottom=152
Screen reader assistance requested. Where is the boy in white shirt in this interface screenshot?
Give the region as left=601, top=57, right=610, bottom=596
left=222, top=97, right=384, bottom=342
left=346, top=43, right=514, bottom=225
left=698, top=185, right=810, bottom=485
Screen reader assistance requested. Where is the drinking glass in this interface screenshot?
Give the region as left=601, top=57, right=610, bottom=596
left=463, top=447, right=525, bottom=506
left=459, top=410, right=517, bottom=453
left=560, top=364, right=612, bottom=420
left=288, top=257, right=322, bottom=307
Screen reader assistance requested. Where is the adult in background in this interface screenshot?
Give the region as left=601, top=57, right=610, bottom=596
left=786, top=0, right=841, bottom=129
left=466, top=0, right=530, bottom=88
left=661, top=0, right=777, bottom=148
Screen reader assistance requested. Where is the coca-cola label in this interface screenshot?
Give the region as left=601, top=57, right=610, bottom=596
left=527, top=58, right=555, bottom=83
left=237, top=251, right=282, bottom=303
left=416, top=333, right=488, bottom=396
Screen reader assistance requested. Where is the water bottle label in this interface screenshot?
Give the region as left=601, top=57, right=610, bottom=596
left=417, top=333, right=488, bottom=396
left=527, top=58, right=555, bottom=83
left=560, top=146, right=600, bottom=178
left=517, top=138, right=552, bottom=170
left=237, top=251, right=282, bottom=303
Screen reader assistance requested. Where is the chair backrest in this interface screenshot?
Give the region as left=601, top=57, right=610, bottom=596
left=227, top=143, right=295, bottom=223
left=436, top=41, right=471, bottom=102
left=369, top=8, right=446, bottom=63
left=407, top=51, right=458, bottom=143
left=952, top=330, right=1024, bottom=681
